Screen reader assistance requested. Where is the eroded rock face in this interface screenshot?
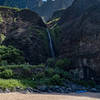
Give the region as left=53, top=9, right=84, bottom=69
left=52, top=0, right=100, bottom=79
left=0, top=7, right=49, bottom=64
left=59, top=0, right=99, bottom=25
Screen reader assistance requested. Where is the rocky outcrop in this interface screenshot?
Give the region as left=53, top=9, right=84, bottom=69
left=0, top=7, right=49, bottom=64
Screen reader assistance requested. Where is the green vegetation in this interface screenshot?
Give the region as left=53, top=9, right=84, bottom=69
left=0, top=79, right=36, bottom=90
left=62, top=71, right=72, bottom=80
left=0, top=64, right=44, bottom=90
left=0, top=34, right=6, bottom=44
left=0, top=6, right=21, bottom=11
left=55, top=58, right=71, bottom=70
left=0, top=58, right=72, bottom=89
left=50, top=74, right=62, bottom=85
left=47, top=18, right=60, bottom=25
left=0, top=69, right=13, bottom=79
left=0, top=64, right=45, bottom=79
left=0, top=45, right=96, bottom=89
left=0, top=13, right=3, bottom=23
left=0, top=57, right=96, bottom=89
left=46, top=58, right=55, bottom=67
left=0, top=45, right=25, bottom=64
left=45, top=68, right=55, bottom=77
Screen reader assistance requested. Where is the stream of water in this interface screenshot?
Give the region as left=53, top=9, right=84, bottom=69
left=46, top=28, right=55, bottom=58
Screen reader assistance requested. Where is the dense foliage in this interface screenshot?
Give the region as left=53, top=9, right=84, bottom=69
left=0, top=57, right=96, bottom=90
left=0, top=69, right=13, bottom=79
left=0, top=45, right=25, bottom=64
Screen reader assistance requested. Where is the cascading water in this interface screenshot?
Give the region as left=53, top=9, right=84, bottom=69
left=46, top=28, right=55, bottom=58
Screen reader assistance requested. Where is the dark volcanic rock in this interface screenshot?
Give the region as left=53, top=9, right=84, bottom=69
left=60, top=4, right=100, bottom=78
left=59, top=0, right=99, bottom=25
left=0, top=89, right=3, bottom=93
left=0, top=7, right=49, bottom=64
left=51, top=0, right=100, bottom=80
left=4, top=88, right=10, bottom=93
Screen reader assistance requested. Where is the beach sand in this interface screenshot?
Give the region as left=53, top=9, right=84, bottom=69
left=0, top=92, right=100, bottom=100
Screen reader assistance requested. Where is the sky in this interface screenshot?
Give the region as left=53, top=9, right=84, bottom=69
left=42, top=0, right=47, bottom=1
left=42, top=0, right=55, bottom=1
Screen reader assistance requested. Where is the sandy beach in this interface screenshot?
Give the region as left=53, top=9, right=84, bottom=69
left=0, top=92, right=100, bottom=100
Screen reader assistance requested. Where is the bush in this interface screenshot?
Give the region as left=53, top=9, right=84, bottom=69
left=0, top=66, right=5, bottom=71
left=0, top=45, right=25, bottom=64
left=62, top=71, right=72, bottom=80
left=36, top=64, right=45, bottom=68
left=35, top=72, right=45, bottom=79
left=0, top=60, right=8, bottom=66
left=0, top=64, right=45, bottom=79
left=0, top=69, right=13, bottom=79
left=0, top=79, right=24, bottom=90
left=50, top=74, right=62, bottom=85
left=45, top=68, right=55, bottom=77
left=47, top=58, right=55, bottom=67
left=55, top=58, right=71, bottom=70
left=55, top=59, right=64, bottom=68
left=0, top=79, right=37, bottom=90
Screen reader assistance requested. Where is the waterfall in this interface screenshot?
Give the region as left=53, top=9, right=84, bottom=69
left=46, top=28, right=55, bottom=58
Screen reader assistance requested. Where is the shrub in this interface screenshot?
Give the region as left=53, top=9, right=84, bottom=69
left=0, top=78, right=37, bottom=90
left=45, top=68, right=55, bottom=77
left=0, top=60, right=8, bottom=66
left=36, top=64, right=45, bottom=68
left=47, top=58, right=55, bottom=67
left=55, top=59, right=64, bottom=68
left=21, top=65, right=32, bottom=78
left=0, top=45, right=25, bottom=64
left=0, top=79, right=24, bottom=90
left=0, top=64, right=45, bottom=79
left=0, top=66, right=5, bottom=71
left=50, top=74, right=62, bottom=85
left=62, top=71, right=72, bottom=80
left=0, top=69, right=13, bottom=79
left=35, top=72, right=45, bottom=79
left=55, top=58, right=71, bottom=70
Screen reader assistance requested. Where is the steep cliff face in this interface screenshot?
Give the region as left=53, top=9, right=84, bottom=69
left=59, top=0, right=99, bottom=25
left=50, top=0, right=100, bottom=80
left=60, top=5, right=100, bottom=79
left=0, top=7, right=49, bottom=65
